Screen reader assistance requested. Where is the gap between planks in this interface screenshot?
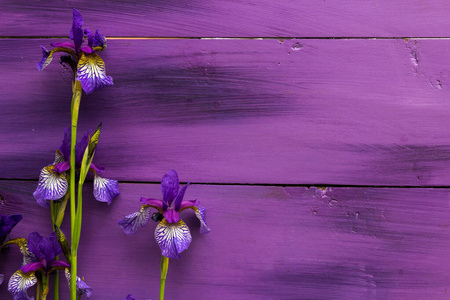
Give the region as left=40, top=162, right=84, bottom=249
left=3, top=36, right=450, bottom=40
left=0, top=178, right=449, bottom=189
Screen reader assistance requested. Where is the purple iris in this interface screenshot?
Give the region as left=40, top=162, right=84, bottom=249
left=0, top=214, right=22, bottom=245
left=7, top=232, right=92, bottom=299
left=37, top=8, right=113, bottom=94
left=8, top=232, right=69, bottom=300
left=119, top=170, right=210, bottom=259
left=33, top=127, right=120, bottom=207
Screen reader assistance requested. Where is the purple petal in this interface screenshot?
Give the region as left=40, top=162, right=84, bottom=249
left=179, top=199, right=200, bottom=210
left=53, top=161, right=70, bottom=173
left=93, top=176, right=120, bottom=205
left=33, top=166, right=68, bottom=207
left=36, top=45, right=52, bottom=71
left=71, top=9, right=84, bottom=53
left=51, top=41, right=76, bottom=49
left=65, top=268, right=93, bottom=298
left=7, top=270, right=37, bottom=300
left=92, top=29, right=107, bottom=51
left=50, top=260, right=70, bottom=269
left=0, top=214, right=23, bottom=241
left=75, top=130, right=90, bottom=167
left=139, top=197, right=164, bottom=211
left=125, top=294, right=136, bottom=300
left=39, top=232, right=62, bottom=263
left=174, top=182, right=189, bottom=211
left=193, top=207, right=211, bottom=234
left=161, top=170, right=179, bottom=206
left=25, top=232, right=42, bottom=258
left=154, top=219, right=192, bottom=259
left=90, top=162, right=105, bottom=173
left=118, top=206, right=151, bottom=235
left=20, top=262, right=44, bottom=274
left=0, top=274, right=4, bottom=285
left=76, top=52, right=113, bottom=94
left=59, top=127, right=71, bottom=160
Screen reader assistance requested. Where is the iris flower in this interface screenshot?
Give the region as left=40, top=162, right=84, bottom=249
left=6, top=232, right=92, bottom=300
left=37, top=8, right=113, bottom=94
left=119, top=170, right=210, bottom=259
left=0, top=214, right=23, bottom=245
left=33, top=127, right=120, bottom=207
left=0, top=214, right=22, bottom=286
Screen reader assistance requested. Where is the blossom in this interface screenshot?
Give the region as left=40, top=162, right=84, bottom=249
left=37, top=8, right=113, bottom=94
left=33, top=127, right=120, bottom=207
left=0, top=214, right=22, bottom=287
left=7, top=232, right=70, bottom=300
left=119, top=170, right=210, bottom=259
left=0, top=214, right=23, bottom=245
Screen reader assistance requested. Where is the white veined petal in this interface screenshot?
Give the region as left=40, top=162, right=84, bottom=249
left=154, top=219, right=192, bottom=259
left=8, top=270, right=37, bottom=300
left=118, top=206, right=151, bottom=235
left=33, top=166, right=68, bottom=207
left=77, top=52, right=113, bottom=94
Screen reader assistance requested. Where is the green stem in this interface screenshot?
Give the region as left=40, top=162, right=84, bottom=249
left=160, top=256, right=169, bottom=300
left=70, top=80, right=82, bottom=300
left=50, top=202, right=60, bottom=300
left=36, top=280, right=42, bottom=300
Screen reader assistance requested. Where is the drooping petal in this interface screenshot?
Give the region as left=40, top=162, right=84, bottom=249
left=174, top=182, right=189, bottom=211
left=125, top=294, right=136, bottom=300
left=36, top=45, right=52, bottom=71
left=154, top=219, right=192, bottom=259
left=139, top=197, right=164, bottom=211
left=36, top=46, right=77, bottom=72
left=179, top=199, right=200, bottom=210
left=89, top=162, right=105, bottom=173
left=161, top=170, right=179, bottom=206
left=0, top=274, right=4, bottom=285
left=77, top=52, right=113, bottom=94
left=193, top=207, right=211, bottom=234
left=65, top=268, right=93, bottom=298
left=118, top=206, right=151, bottom=235
left=8, top=270, right=37, bottom=300
left=21, top=262, right=44, bottom=274
left=93, top=176, right=120, bottom=205
left=2, top=238, right=35, bottom=265
left=71, top=9, right=84, bottom=53
left=33, top=166, right=68, bottom=207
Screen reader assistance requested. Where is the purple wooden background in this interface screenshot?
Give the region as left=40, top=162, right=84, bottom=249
left=1, top=1, right=450, bottom=300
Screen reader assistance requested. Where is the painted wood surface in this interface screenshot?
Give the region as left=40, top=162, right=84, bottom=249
left=1, top=181, right=449, bottom=300
left=3, top=1, right=450, bottom=38
left=2, top=39, right=450, bottom=186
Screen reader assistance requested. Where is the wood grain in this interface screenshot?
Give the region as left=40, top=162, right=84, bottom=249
left=1, top=39, right=450, bottom=186
left=1, top=181, right=449, bottom=299
left=2, top=1, right=450, bottom=38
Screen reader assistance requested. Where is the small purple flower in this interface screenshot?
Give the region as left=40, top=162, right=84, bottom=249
left=37, top=9, right=113, bottom=94
left=0, top=214, right=22, bottom=245
left=65, top=268, right=93, bottom=298
left=119, top=170, right=210, bottom=259
left=8, top=232, right=70, bottom=300
left=33, top=127, right=120, bottom=207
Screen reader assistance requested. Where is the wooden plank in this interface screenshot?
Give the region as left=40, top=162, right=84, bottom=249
left=2, top=1, right=450, bottom=38
left=0, top=181, right=449, bottom=299
left=2, top=38, right=450, bottom=186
